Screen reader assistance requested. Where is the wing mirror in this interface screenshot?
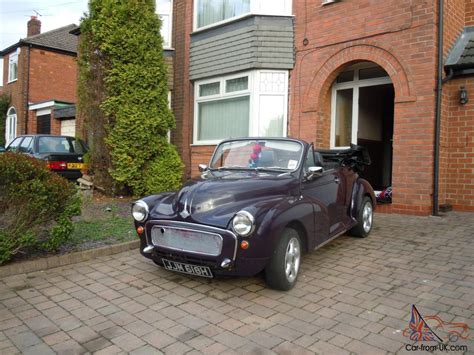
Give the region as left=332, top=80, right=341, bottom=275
left=305, top=166, right=323, bottom=180
left=198, top=164, right=208, bottom=172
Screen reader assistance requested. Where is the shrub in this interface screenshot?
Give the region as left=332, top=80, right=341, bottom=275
left=0, top=153, right=81, bottom=264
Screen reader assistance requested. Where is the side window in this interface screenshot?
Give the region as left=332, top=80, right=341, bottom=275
left=6, top=137, right=22, bottom=152
left=303, top=147, right=315, bottom=172
left=19, top=136, right=33, bottom=153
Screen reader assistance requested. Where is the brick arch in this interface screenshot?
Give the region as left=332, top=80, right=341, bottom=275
left=303, top=44, right=415, bottom=113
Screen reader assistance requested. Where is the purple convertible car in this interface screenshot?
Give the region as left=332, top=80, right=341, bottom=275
left=132, top=138, right=375, bottom=290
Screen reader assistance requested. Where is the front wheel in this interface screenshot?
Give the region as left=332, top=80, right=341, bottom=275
left=349, top=196, right=373, bottom=238
left=265, top=229, right=301, bottom=291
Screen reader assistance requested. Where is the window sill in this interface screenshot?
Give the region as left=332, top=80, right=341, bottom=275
left=191, top=13, right=294, bottom=36
left=7, top=79, right=18, bottom=84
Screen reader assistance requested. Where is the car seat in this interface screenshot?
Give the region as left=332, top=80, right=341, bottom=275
left=258, top=150, right=275, bottom=167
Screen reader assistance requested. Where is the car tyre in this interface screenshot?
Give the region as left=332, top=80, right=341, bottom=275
left=349, top=196, right=373, bottom=238
left=265, top=228, right=301, bottom=291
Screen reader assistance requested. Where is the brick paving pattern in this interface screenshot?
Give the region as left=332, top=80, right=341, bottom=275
left=1, top=212, right=473, bottom=354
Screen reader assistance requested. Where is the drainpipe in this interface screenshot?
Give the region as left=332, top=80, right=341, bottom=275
left=433, top=0, right=444, bottom=216
left=25, top=45, right=31, bottom=134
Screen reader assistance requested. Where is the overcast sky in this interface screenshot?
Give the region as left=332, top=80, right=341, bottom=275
left=0, top=0, right=89, bottom=49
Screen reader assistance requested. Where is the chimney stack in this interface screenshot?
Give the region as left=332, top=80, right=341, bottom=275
left=27, top=16, right=41, bottom=37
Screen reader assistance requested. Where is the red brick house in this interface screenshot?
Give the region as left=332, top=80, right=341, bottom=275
left=0, top=17, right=78, bottom=145
left=171, top=0, right=474, bottom=215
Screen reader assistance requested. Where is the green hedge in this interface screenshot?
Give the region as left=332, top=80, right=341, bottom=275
left=0, top=153, right=81, bottom=264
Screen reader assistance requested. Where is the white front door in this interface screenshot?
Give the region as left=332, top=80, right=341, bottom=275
left=5, top=107, right=17, bottom=146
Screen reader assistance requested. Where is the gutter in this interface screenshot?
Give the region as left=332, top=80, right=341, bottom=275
left=433, top=0, right=448, bottom=216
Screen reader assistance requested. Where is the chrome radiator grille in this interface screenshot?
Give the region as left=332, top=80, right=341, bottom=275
left=151, top=226, right=223, bottom=256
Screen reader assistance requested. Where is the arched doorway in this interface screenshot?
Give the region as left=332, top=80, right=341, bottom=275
left=5, top=107, right=17, bottom=146
left=331, top=62, right=394, bottom=191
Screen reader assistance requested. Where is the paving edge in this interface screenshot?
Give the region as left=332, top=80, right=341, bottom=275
left=0, top=240, right=140, bottom=278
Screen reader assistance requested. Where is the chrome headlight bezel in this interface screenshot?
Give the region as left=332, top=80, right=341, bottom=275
left=132, top=200, right=149, bottom=222
left=232, top=210, right=255, bottom=237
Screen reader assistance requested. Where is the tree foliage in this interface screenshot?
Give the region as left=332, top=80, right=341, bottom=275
left=78, top=0, right=183, bottom=196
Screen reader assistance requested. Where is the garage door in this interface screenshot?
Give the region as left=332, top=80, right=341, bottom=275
left=60, top=119, right=76, bottom=136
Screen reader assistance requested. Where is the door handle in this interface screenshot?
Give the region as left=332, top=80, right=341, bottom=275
left=334, top=177, right=340, bottom=184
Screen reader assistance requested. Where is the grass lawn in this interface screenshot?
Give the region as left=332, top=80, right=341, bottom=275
left=61, top=196, right=137, bottom=252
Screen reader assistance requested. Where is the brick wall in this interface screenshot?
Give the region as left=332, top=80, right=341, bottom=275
left=290, top=0, right=439, bottom=215
left=466, top=0, right=474, bottom=25
left=28, top=48, right=77, bottom=105
left=443, top=78, right=474, bottom=211
left=0, top=48, right=28, bottom=136
left=172, top=0, right=193, bottom=178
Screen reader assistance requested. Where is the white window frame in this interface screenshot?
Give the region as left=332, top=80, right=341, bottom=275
left=5, top=107, right=17, bottom=146
left=8, top=52, right=18, bottom=83
left=156, top=0, right=173, bottom=49
left=330, top=63, right=391, bottom=149
left=0, top=57, right=3, bottom=86
left=193, top=70, right=288, bottom=145
left=193, top=0, right=292, bottom=32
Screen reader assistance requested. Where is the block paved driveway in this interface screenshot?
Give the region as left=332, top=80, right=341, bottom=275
left=1, top=212, right=473, bottom=354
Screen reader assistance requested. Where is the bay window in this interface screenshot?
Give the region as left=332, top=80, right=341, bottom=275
left=194, top=0, right=292, bottom=30
left=194, top=70, right=288, bottom=144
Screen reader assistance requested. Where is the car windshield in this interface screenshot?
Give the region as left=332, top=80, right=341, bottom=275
left=210, top=139, right=304, bottom=171
left=38, top=136, right=86, bottom=154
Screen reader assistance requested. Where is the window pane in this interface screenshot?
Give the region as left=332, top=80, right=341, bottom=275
left=198, top=96, right=249, bottom=141
left=160, top=14, right=171, bottom=47
left=226, top=77, right=248, bottom=92
left=197, top=0, right=250, bottom=28
left=336, top=71, right=353, bottom=83
left=359, top=66, right=388, bottom=80
left=7, top=137, right=21, bottom=152
left=200, top=82, right=220, bottom=96
left=335, top=89, right=353, bottom=147
left=258, top=95, right=284, bottom=136
left=38, top=136, right=72, bottom=153
left=19, top=137, right=32, bottom=152
left=156, top=0, right=171, bottom=13
left=253, top=0, right=290, bottom=15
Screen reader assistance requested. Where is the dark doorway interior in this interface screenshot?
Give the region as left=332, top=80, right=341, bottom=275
left=37, top=114, right=51, bottom=134
left=357, top=84, right=394, bottom=191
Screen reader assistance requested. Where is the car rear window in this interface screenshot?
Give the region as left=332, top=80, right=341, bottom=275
left=38, top=136, right=85, bottom=154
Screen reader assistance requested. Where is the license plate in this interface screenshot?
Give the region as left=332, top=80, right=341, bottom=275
left=162, top=259, right=213, bottom=278
left=67, top=163, right=84, bottom=170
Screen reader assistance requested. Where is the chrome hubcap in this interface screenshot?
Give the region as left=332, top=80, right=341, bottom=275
left=285, top=237, right=300, bottom=283
left=362, top=202, right=373, bottom=233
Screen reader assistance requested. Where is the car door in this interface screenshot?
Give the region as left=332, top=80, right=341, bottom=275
left=301, top=147, right=346, bottom=241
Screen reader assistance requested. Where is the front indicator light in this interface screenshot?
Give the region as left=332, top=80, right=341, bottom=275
left=137, top=226, right=144, bottom=235
left=240, top=240, right=249, bottom=250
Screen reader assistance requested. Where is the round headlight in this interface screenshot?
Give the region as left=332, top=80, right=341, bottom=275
left=232, top=211, right=255, bottom=236
left=132, top=200, right=149, bottom=222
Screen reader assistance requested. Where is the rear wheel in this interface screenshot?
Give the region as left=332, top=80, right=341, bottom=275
left=265, top=228, right=301, bottom=291
left=349, top=196, right=373, bottom=238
